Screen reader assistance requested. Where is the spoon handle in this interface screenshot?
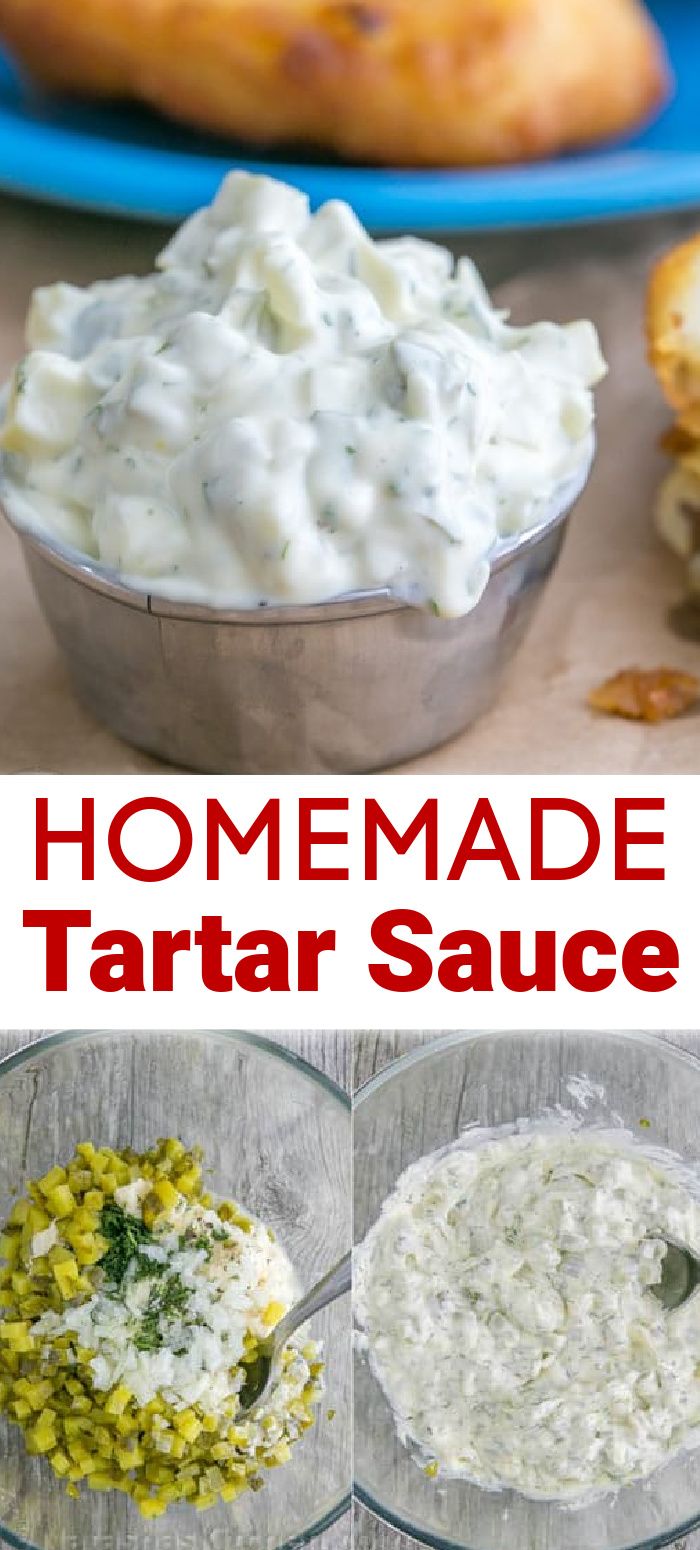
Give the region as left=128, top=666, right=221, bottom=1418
left=275, top=1251, right=352, bottom=1346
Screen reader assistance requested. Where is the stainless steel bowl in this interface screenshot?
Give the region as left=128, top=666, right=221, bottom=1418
left=5, top=467, right=589, bottom=772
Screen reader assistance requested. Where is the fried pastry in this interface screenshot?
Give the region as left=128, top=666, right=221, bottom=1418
left=0, top=0, right=669, bottom=167
left=648, top=234, right=700, bottom=440
left=647, top=235, right=700, bottom=443
left=647, top=235, right=700, bottom=594
left=589, top=667, right=700, bottom=723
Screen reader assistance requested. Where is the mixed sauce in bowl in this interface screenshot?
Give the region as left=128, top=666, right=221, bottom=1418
left=355, top=1126, right=700, bottom=1499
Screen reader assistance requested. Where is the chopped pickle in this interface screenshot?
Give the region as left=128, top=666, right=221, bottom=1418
left=0, top=1139, right=324, bottom=1518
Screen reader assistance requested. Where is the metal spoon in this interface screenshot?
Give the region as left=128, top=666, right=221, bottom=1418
left=649, top=1235, right=700, bottom=1311
left=238, top=1250, right=352, bottom=1415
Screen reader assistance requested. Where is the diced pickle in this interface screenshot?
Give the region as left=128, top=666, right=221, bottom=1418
left=0, top=1137, right=324, bottom=1518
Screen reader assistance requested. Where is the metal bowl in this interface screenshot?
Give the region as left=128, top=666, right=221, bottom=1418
left=4, top=465, right=589, bottom=772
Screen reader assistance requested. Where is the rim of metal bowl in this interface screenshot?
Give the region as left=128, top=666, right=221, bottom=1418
left=2, top=449, right=592, bottom=625
left=0, top=1028, right=351, bottom=1550
left=353, top=1028, right=700, bottom=1550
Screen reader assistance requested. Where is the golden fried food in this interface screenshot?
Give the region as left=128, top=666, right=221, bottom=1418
left=647, top=235, right=700, bottom=593
left=588, top=667, right=700, bottom=724
left=655, top=461, right=700, bottom=559
left=0, top=0, right=669, bottom=167
left=647, top=234, right=700, bottom=438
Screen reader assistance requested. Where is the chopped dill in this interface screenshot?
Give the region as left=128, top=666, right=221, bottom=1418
left=135, top=1275, right=190, bottom=1353
left=99, top=1203, right=155, bottom=1288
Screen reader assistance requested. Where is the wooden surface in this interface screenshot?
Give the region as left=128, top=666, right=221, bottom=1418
left=5, top=1028, right=700, bottom=1550
left=352, top=1030, right=700, bottom=1550
left=1, top=196, right=700, bottom=772
left=0, top=1028, right=351, bottom=1550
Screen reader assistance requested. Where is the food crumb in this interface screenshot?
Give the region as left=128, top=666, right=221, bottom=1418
left=588, top=666, right=699, bottom=723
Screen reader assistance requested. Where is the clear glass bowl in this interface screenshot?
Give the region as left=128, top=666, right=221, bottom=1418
left=0, top=1029, right=351, bottom=1550
left=354, top=1029, right=700, bottom=1550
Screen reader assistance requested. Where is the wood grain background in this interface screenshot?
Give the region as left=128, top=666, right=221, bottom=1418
left=0, top=1029, right=351, bottom=1550
left=5, top=1029, right=698, bottom=1550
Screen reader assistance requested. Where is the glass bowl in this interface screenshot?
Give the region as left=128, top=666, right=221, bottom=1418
left=0, top=1029, right=351, bottom=1550
left=354, top=1029, right=700, bottom=1550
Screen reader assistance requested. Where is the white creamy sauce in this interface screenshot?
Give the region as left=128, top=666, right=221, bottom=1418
left=354, top=1129, right=700, bottom=1498
left=35, top=1185, right=302, bottom=1423
left=0, top=172, right=604, bottom=616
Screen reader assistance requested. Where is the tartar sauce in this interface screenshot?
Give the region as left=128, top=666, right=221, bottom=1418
left=354, top=1128, right=700, bottom=1497
left=0, top=173, right=605, bottom=615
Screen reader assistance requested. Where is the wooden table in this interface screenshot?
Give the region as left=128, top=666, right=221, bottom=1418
left=1, top=194, right=699, bottom=773
left=352, top=1029, right=700, bottom=1550
left=3, top=1027, right=700, bottom=1548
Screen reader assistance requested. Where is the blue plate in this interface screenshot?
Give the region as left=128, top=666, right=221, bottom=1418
left=0, top=0, right=697, bottom=230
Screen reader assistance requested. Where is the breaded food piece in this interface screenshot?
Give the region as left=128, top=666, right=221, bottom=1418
left=655, top=462, right=700, bottom=560
left=589, top=667, right=700, bottom=723
left=647, top=234, right=700, bottom=438
left=647, top=235, right=700, bottom=592
left=0, top=0, right=669, bottom=167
